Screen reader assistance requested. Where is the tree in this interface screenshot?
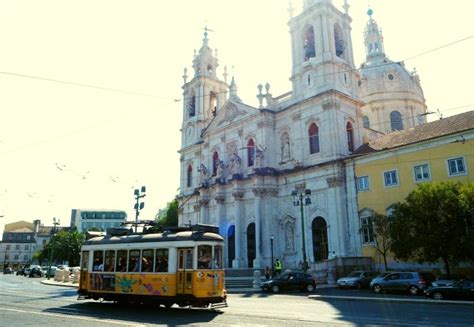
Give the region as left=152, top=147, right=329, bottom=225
left=389, top=182, right=474, bottom=273
left=371, top=212, right=392, bottom=271
left=151, top=198, right=179, bottom=231
left=40, top=230, right=86, bottom=266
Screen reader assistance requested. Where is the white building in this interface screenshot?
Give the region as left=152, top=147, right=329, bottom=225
left=177, top=0, right=426, bottom=271
left=70, top=209, right=127, bottom=232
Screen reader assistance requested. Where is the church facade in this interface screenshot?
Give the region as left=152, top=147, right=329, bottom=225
left=177, top=0, right=427, bottom=270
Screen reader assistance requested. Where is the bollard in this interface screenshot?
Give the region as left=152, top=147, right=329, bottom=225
left=327, top=268, right=336, bottom=285
left=73, top=271, right=80, bottom=284
left=63, top=270, right=70, bottom=282
left=54, top=269, right=64, bottom=282
left=253, top=270, right=262, bottom=289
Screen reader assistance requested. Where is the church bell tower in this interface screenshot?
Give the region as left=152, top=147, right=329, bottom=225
left=289, top=0, right=359, bottom=100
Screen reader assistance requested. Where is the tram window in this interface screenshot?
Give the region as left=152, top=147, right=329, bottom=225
left=128, top=250, right=140, bottom=272
left=198, top=245, right=212, bottom=269
left=141, top=249, right=154, bottom=272
left=155, top=249, right=169, bottom=272
left=81, top=251, right=89, bottom=270
left=104, top=250, right=115, bottom=272
left=116, top=250, right=127, bottom=272
left=93, top=250, right=104, bottom=271
left=185, top=249, right=193, bottom=269
left=214, top=245, right=223, bottom=269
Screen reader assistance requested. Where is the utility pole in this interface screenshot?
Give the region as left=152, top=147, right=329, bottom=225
left=133, top=186, right=146, bottom=233
left=47, top=217, right=60, bottom=280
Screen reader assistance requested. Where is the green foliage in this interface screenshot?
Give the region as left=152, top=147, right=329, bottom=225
left=389, top=182, right=474, bottom=273
left=151, top=198, right=179, bottom=232
left=40, top=230, right=86, bottom=266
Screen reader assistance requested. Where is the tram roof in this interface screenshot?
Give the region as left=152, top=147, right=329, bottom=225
left=83, top=230, right=224, bottom=246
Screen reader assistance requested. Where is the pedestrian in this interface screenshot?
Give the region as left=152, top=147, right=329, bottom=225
left=274, top=258, right=282, bottom=276
left=264, top=266, right=271, bottom=280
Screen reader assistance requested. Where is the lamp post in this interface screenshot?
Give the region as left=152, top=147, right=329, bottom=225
left=47, top=217, right=60, bottom=280
left=133, top=186, right=146, bottom=233
left=292, top=189, right=312, bottom=272
left=270, top=234, right=274, bottom=277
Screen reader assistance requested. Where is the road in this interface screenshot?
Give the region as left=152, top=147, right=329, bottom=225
left=1, top=274, right=473, bottom=326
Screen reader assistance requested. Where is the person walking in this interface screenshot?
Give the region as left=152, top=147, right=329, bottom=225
left=274, top=259, right=282, bottom=276
left=264, top=266, right=271, bottom=280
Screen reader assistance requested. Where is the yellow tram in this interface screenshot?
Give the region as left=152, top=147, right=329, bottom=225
left=78, top=224, right=227, bottom=308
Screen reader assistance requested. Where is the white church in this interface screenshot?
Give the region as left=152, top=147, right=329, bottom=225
left=177, top=0, right=427, bottom=271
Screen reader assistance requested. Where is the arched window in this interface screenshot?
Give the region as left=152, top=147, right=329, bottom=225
left=212, top=152, right=219, bottom=176
left=334, top=23, right=345, bottom=58
left=346, top=122, right=354, bottom=152
left=209, top=92, right=217, bottom=117
left=187, top=165, right=193, bottom=188
left=188, top=93, right=196, bottom=117
left=304, top=26, right=316, bottom=61
left=390, top=111, right=403, bottom=131
left=362, top=116, right=370, bottom=129
left=247, top=139, right=255, bottom=167
left=308, top=123, right=320, bottom=154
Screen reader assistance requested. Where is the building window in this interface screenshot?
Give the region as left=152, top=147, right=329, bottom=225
left=384, top=170, right=399, bottom=187
left=6, top=244, right=10, bottom=250
left=5, top=254, right=9, bottom=260
left=187, top=165, right=193, bottom=188
left=247, top=139, right=255, bottom=167
left=15, top=244, right=20, bottom=250
left=362, top=116, right=370, bottom=129
left=304, top=26, right=316, bottom=61
left=390, top=111, right=403, bottom=131
left=334, top=23, right=345, bottom=58
left=24, top=254, right=28, bottom=260
left=14, top=254, right=19, bottom=260
left=361, top=216, right=374, bottom=243
left=25, top=245, right=30, bottom=251
left=414, top=164, right=430, bottom=182
left=188, top=94, right=196, bottom=117
left=346, top=122, right=354, bottom=152
left=447, top=157, right=466, bottom=176
left=357, top=176, right=370, bottom=191
left=308, top=123, right=320, bottom=154
left=212, top=151, right=219, bottom=176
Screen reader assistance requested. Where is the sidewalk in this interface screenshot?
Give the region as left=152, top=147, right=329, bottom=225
left=41, top=278, right=78, bottom=288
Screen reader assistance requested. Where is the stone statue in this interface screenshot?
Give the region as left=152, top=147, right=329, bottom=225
left=216, top=160, right=226, bottom=183
left=198, top=164, right=209, bottom=187
left=285, top=222, right=295, bottom=252
left=228, top=152, right=242, bottom=176
left=281, top=140, right=290, bottom=162
left=255, top=145, right=266, bottom=168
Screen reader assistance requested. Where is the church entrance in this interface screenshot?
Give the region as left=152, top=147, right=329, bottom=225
left=312, top=217, right=328, bottom=262
left=246, top=223, right=256, bottom=268
left=227, top=225, right=235, bottom=268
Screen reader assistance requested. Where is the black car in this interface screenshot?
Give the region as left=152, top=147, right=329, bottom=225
left=261, top=271, right=316, bottom=293
left=29, top=267, right=44, bottom=278
left=3, top=267, right=13, bottom=274
left=16, top=267, right=26, bottom=276
left=431, top=274, right=468, bottom=287
left=425, top=279, right=474, bottom=300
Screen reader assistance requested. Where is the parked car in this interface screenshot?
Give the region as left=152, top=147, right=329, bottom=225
left=261, top=271, right=316, bottom=293
left=3, top=267, right=13, bottom=274
left=16, top=267, right=26, bottom=276
left=44, top=266, right=58, bottom=278
left=370, top=271, right=436, bottom=295
left=336, top=271, right=377, bottom=289
left=425, top=279, right=474, bottom=300
left=431, top=274, right=468, bottom=287
left=29, top=267, right=44, bottom=278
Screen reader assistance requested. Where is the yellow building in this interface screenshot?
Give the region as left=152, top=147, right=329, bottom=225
left=352, top=111, right=474, bottom=269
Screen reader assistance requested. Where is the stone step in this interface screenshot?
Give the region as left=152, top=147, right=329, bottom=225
left=224, top=268, right=263, bottom=278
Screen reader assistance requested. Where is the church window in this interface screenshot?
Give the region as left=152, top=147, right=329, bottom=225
left=304, top=26, right=316, bottom=61
left=247, top=139, right=255, bottom=167
left=358, top=80, right=362, bottom=87
left=209, top=92, right=217, bottom=117
left=212, top=152, right=219, bottom=176
left=334, top=24, right=345, bottom=58
left=308, top=123, right=320, bottom=154
left=187, top=165, right=193, bottom=188
left=207, top=64, right=213, bottom=75
left=188, top=94, right=196, bottom=117
left=362, top=116, right=370, bottom=128
left=346, top=122, right=354, bottom=152
left=360, top=216, right=375, bottom=243
left=307, top=74, right=311, bottom=86
left=390, top=111, right=403, bottom=131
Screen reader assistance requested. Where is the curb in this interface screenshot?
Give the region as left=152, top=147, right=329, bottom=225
left=308, top=294, right=474, bottom=306
left=41, top=279, right=78, bottom=289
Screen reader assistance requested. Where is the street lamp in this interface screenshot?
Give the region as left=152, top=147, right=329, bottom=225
left=47, top=217, right=60, bottom=280
left=292, top=189, right=312, bottom=272
left=270, top=234, right=274, bottom=277
left=133, top=186, right=146, bottom=233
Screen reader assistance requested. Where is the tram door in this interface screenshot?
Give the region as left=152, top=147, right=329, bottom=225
left=177, top=248, right=194, bottom=295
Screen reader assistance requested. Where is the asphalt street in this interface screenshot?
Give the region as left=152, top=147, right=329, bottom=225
left=1, top=274, right=473, bottom=326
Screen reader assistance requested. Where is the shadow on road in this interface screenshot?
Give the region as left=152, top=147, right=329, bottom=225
left=44, top=301, right=223, bottom=325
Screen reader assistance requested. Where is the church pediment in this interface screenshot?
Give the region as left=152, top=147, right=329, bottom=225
left=204, top=100, right=258, bottom=133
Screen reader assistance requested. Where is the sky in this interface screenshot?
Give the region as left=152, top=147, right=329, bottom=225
left=0, top=0, right=473, bottom=237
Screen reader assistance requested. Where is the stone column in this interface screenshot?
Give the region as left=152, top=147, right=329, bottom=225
left=232, top=189, right=244, bottom=268
left=215, top=193, right=226, bottom=264
left=252, top=187, right=264, bottom=268
left=199, top=197, right=210, bottom=224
